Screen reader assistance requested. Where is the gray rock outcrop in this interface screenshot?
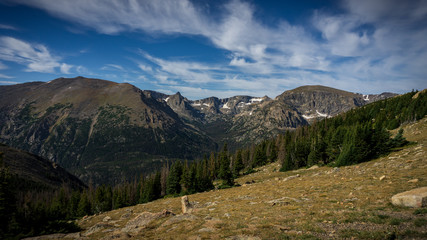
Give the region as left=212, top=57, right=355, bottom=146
left=391, top=187, right=427, bottom=208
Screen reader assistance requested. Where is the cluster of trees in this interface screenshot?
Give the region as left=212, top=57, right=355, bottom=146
left=276, top=90, right=425, bottom=170
left=1, top=90, right=425, bottom=239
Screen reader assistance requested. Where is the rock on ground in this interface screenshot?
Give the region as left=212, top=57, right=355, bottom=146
left=391, top=187, right=427, bottom=208
left=122, top=209, right=175, bottom=233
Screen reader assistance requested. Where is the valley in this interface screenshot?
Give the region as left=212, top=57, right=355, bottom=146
left=0, top=77, right=396, bottom=185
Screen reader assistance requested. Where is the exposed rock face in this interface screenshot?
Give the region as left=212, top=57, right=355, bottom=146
left=277, top=85, right=371, bottom=123
left=391, top=187, right=427, bottom=208
left=164, top=92, right=203, bottom=122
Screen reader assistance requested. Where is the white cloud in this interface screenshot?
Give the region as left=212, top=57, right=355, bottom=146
left=101, top=64, right=124, bottom=71
left=142, top=52, right=223, bottom=85
left=0, top=37, right=84, bottom=75
left=229, top=57, right=248, bottom=67
left=0, top=36, right=60, bottom=73
left=60, top=63, right=73, bottom=74
left=137, top=63, right=152, bottom=73
left=11, top=0, right=210, bottom=35
left=0, top=73, right=14, bottom=79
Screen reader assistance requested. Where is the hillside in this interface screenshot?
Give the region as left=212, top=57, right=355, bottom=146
left=32, top=117, right=427, bottom=240
left=0, top=143, right=86, bottom=191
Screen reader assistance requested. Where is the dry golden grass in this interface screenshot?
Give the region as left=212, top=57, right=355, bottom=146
left=72, top=118, right=427, bottom=240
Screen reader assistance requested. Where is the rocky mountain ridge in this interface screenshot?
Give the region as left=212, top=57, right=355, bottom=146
left=0, top=77, right=397, bottom=184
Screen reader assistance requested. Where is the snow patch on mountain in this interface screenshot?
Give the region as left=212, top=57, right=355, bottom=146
left=222, top=102, right=230, bottom=109
left=363, top=95, right=369, bottom=101
left=302, top=110, right=330, bottom=119
left=250, top=98, right=263, bottom=103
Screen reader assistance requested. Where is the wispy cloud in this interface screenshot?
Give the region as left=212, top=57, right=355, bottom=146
left=101, top=64, right=125, bottom=71
left=0, top=73, right=14, bottom=79
left=0, top=24, right=18, bottom=31
left=0, top=36, right=82, bottom=75
left=0, top=36, right=61, bottom=73
left=10, top=0, right=210, bottom=35
left=60, top=63, right=73, bottom=74
left=141, top=52, right=224, bottom=85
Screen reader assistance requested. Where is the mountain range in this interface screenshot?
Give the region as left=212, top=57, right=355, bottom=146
left=0, top=77, right=396, bottom=184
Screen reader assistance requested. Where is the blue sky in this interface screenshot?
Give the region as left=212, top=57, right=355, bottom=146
left=0, top=0, right=426, bottom=99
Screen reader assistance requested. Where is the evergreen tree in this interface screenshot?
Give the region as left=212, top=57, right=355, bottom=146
left=166, top=161, right=183, bottom=195
left=268, top=141, right=278, bottom=162
left=280, top=144, right=293, bottom=172
left=335, top=143, right=356, bottom=166
left=390, top=129, right=409, bottom=148
left=180, top=162, right=191, bottom=194
left=253, top=144, right=267, bottom=167
left=112, top=187, right=125, bottom=209
left=93, top=185, right=112, bottom=213
left=218, top=143, right=234, bottom=186
left=233, top=150, right=244, bottom=177
left=68, top=190, right=81, bottom=218
left=77, top=191, right=91, bottom=217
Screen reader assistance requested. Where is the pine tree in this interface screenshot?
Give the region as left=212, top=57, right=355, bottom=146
left=68, top=190, right=81, bottom=218
left=253, top=144, right=267, bottom=168
left=233, top=150, right=244, bottom=177
left=166, top=161, right=183, bottom=195
left=390, top=129, right=409, bottom=148
left=218, top=144, right=234, bottom=186
left=77, top=190, right=91, bottom=217
left=268, top=141, right=278, bottom=162
left=180, top=162, right=191, bottom=194
left=335, top=143, right=356, bottom=166
left=140, top=172, right=162, bottom=203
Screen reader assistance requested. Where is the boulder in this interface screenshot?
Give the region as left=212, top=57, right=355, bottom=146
left=391, top=187, right=427, bottom=208
left=282, top=174, right=300, bottom=182
left=181, top=195, right=192, bottom=214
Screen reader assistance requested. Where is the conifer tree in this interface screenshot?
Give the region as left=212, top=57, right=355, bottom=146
left=253, top=144, right=267, bottom=167
left=218, top=143, right=234, bottom=186
left=390, top=129, right=409, bottom=148
left=233, top=149, right=244, bottom=177
left=166, top=161, right=183, bottom=195
left=77, top=191, right=91, bottom=217
left=180, top=161, right=192, bottom=194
